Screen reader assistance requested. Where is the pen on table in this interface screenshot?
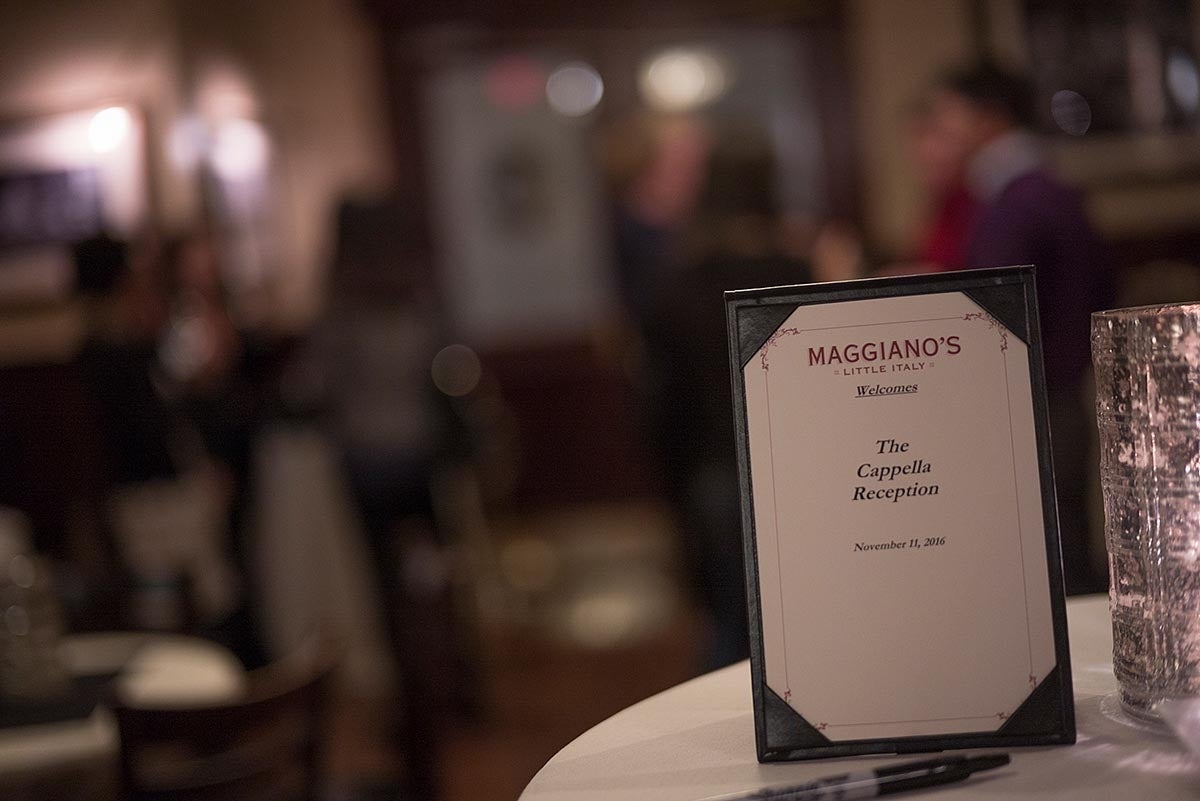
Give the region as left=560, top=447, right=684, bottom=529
left=698, top=753, right=1010, bottom=801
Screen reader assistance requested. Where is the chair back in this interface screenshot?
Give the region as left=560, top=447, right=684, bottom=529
left=114, top=639, right=335, bottom=801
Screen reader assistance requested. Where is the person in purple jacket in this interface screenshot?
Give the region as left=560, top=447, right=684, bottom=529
left=930, top=62, right=1113, bottom=594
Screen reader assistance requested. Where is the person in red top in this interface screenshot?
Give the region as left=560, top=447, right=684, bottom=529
left=918, top=186, right=977, bottom=271
left=911, top=98, right=979, bottom=272
left=873, top=100, right=978, bottom=277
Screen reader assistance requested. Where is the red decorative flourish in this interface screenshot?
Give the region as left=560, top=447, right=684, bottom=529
left=783, top=689, right=793, bottom=702
left=962, top=311, right=1009, bottom=352
left=759, top=327, right=801, bottom=371
left=816, top=722, right=828, bottom=731
left=997, top=712, right=1009, bottom=721
left=1029, top=674, right=1038, bottom=686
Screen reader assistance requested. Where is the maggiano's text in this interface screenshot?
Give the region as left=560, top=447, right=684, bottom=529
left=808, top=336, right=960, bottom=366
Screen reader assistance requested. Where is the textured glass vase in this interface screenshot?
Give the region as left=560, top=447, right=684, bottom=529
left=1093, top=303, right=1200, bottom=724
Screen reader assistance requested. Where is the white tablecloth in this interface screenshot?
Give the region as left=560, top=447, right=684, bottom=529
left=520, top=595, right=1200, bottom=800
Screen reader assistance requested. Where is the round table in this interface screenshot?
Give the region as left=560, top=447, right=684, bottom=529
left=520, top=595, right=1200, bottom=800
left=0, top=633, right=246, bottom=800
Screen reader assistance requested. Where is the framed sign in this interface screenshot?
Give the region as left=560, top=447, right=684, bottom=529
left=726, top=266, right=1074, bottom=762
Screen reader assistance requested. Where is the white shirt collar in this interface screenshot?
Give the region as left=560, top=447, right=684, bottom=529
left=967, top=131, right=1045, bottom=202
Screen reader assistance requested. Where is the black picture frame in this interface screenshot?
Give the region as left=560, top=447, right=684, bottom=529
left=725, top=265, right=1075, bottom=762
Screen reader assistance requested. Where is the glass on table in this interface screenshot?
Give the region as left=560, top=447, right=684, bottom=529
left=1092, top=302, right=1200, bottom=725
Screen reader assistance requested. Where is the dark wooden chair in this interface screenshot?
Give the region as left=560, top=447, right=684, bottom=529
left=113, top=640, right=335, bottom=801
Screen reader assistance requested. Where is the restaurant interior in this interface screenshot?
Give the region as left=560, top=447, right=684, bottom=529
left=2, top=0, right=1200, bottom=799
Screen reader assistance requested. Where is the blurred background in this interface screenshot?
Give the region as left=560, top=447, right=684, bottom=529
left=1, top=0, right=1199, bottom=799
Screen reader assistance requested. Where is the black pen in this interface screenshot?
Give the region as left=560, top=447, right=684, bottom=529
left=700, top=753, right=1010, bottom=801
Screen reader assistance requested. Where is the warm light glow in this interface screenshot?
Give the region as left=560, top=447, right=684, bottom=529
left=88, top=106, right=131, bottom=153
left=168, top=116, right=208, bottom=170
left=210, top=118, right=269, bottom=181
left=639, top=48, right=728, bottom=112
left=196, top=62, right=259, bottom=121
left=546, top=62, right=604, bottom=117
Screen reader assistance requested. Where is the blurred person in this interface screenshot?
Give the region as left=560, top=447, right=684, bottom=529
left=931, top=61, right=1113, bottom=594
left=74, top=233, right=245, bottom=640
left=159, top=233, right=240, bottom=397
left=157, top=230, right=269, bottom=668
left=311, top=196, right=465, bottom=801
left=72, top=234, right=175, bottom=625
left=910, top=97, right=978, bottom=272
left=602, top=116, right=713, bottom=483
left=75, top=235, right=175, bottom=490
left=876, top=99, right=978, bottom=278
left=604, top=115, right=712, bottom=328
left=644, top=134, right=811, bottom=671
left=810, top=219, right=867, bottom=283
